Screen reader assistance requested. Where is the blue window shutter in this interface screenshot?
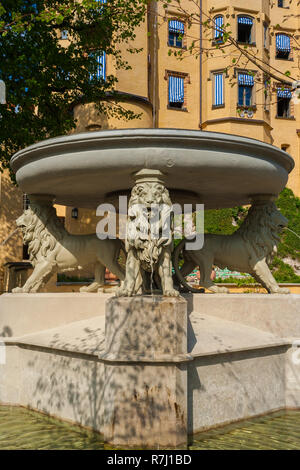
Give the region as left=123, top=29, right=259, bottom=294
left=97, top=52, right=106, bottom=80
left=277, top=88, right=292, bottom=98
left=238, top=73, right=254, bottom=86
left=276, top=34, right=290, bottom=52
left=238, top=16, right=253, bottom=25
left=238, top=86, right=244, bottom=106
left=214, top=73, right=224, bottom=105
left=169, top=76, right=184, bottom=103
left=214, top=16, right=224, bottom=38
left=89, top=51, right=106, bottom=81
left=169, top=20, right=184, bottom=34
left=245, top=87, right=252, bottom=106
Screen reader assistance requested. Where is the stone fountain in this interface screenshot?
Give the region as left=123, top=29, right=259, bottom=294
left=1, top=129, right=300, bottom=448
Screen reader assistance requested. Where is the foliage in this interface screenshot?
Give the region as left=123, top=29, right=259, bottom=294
left=0, top=0, right=147, bottom=175
left=276, top=188, right=300, bottom=260
left=204, top=206, right=247, bottom=235
left=270, top=257, right=300, bottom=283
left=215, top=276, right=256, bottom=286
left=57, top=273, right=94, bottom=283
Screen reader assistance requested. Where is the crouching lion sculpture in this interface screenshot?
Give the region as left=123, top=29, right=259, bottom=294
left=173, top=201, right=290, bottom=294
left=12, top=204, right=125, bottom=293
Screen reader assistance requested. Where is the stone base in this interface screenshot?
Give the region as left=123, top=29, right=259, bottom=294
left=0, top=293, right=113, bottom=337
left=102, top=296, right=188, bottom=448
left=0, top=294, right=300, bottom=448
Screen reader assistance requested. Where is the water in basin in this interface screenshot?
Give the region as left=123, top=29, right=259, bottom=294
left=1, top=406, right=300, bottom=450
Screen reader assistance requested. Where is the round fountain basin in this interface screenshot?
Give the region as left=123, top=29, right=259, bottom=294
left=10, top=129, right=294, bottom=209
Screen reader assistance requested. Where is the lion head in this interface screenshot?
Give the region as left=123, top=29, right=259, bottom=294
left=127, top=182, right=173, bottom=271
left=16, top=204, right=65, bottom=265
left=129, top=182, right=172, bottom=208
left=239, top=201, right=288, bottom=262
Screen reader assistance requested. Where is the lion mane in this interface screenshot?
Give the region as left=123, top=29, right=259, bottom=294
left=126, top=182, right=172, bottom=271
left=238, top=202, right=282, bottom=263
left=20, top=206, right=65, bottom=265
left=117, top=179, right=178, bottom=297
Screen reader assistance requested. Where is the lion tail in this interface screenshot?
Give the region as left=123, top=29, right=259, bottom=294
left=173, top=239, right=201, bottom=294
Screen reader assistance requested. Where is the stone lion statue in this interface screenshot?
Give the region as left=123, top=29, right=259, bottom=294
left=173, top=201, right=290, bottom=294
left=117, top=176, right=178, bottom=297
left=12, top=204, right=125, bottom=293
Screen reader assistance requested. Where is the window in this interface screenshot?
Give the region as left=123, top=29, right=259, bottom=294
left=23, top=194, right=30, bottom=211
left=213, top=73, right=224, bottom=106
left=23, top=244, right=30, bottom=261
left=264, top=79, right=270, bottom=111
left=213, top=15, right=224, bottom=43
left=277, top=87, right=292, bottom=117
left=238, top=73, right=254, bottom=107
left=237, top=16, right=253, bottom=44
left=89, top=52, right=106, bottom=81
left=61, top=30, right=68, bottom=40
left=263, top=24, right=268, bottom=49
left=168, top=75, right=184, bottom=109
left=168, top=20, right=184, bottom=48
left=278, top=0, right=284, bottom=7
left=276, top=34, right=291, bottom=59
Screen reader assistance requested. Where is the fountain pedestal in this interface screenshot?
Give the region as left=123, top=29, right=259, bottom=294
left=101, top=295, right=191, bottom=448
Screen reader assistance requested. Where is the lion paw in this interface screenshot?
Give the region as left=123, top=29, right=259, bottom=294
left=207, top=285, right=229, bottom=294
left=163, top=289, right=180, bottom=297
left=115, top=287, right=134, bottom=297
left=80, top=284, right=101, bottom=293
left=12, top=287, right=26, bottom=293
left=272, top=287, right=290, bottom=294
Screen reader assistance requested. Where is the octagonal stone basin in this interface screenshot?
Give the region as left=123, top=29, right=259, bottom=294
left=10, top=129, right=294, bottom=209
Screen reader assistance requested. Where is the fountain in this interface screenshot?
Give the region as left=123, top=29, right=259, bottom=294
left=1, top=128, right=300, bottom=448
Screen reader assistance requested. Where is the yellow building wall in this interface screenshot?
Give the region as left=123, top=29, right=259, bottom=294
left=0, top=171, right=24, bottom=292
left=68, top=0, right=300, bottom=242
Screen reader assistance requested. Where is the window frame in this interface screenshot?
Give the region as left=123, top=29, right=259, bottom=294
left=236, top=70, right=256, bottom=109
left=212, top=15, right=224, bottom=44
left=276, top=87, right=293, bottom=118
left=168, top=19, right=185, bottom=49
left=263, top=23, right=269, bottom=50
left=89, top=51, right=106, bottom=81
left=211, top=70, right=225, bottom=108
left=166, top=70, right=189, bottom=111
left=264, top=77, right=270, bottom=112
left=237, top=15, right=255, bottom=45
left=275, top=33, right=292, bottom=60
left=61, top=30, right=68, bottom=40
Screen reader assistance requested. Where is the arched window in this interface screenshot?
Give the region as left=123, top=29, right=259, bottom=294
left=276, top=34, right=291, bottom=59
left=237, top=15, right=253, bottom=44
left=168, top=20, right=185, bottom=48
left=213, top=15, right=224, bottom=42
